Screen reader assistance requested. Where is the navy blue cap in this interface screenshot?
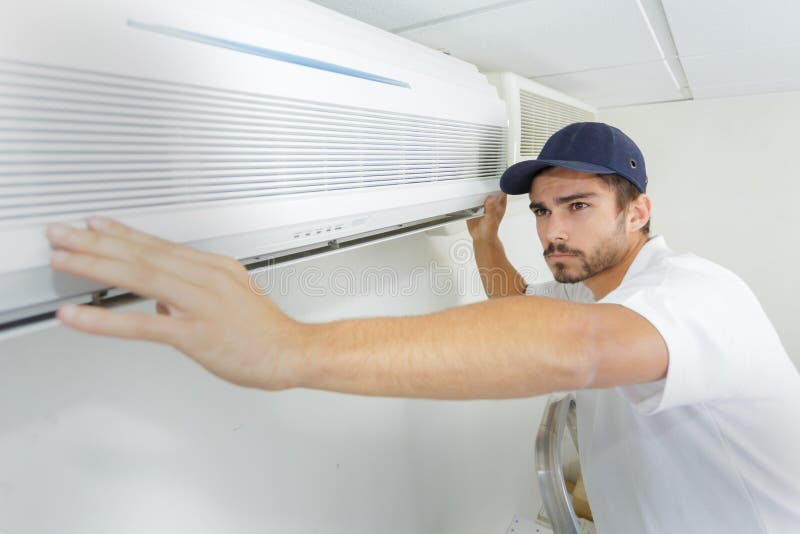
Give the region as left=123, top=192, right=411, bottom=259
left=500, top=122, right=648, bottom=194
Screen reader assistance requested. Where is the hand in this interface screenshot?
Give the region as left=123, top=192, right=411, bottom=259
left=466, top=194, right=507, bottom=243
left=47, top=217, right=305, bottom=390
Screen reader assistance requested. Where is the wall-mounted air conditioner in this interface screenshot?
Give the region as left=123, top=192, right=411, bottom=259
left=0, top=0, right=508, bottom=326
left=485, top=72, right=595, bottom=166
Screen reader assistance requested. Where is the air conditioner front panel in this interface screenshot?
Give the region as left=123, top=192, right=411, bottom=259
left=0, top=57, right=505, bottom=273
left=0, top=177, right=499, bottom=325
left=0, top=0, right=508, bottom=324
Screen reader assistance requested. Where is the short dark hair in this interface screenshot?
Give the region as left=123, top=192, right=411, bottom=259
left=597, top=174, right=651, bottom=235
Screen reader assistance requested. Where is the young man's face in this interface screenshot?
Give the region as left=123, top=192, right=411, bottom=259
left=529, top=167, right=629, bottom=284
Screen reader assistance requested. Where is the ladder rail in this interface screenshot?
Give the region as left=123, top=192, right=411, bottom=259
left=535, top=393, right=581, bottom=534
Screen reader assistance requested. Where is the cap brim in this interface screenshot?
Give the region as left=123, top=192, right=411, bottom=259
left=499, top=159, right=617, bottom=195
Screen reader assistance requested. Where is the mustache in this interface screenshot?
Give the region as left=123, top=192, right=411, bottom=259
left=543, top=243, right=584, bottom=257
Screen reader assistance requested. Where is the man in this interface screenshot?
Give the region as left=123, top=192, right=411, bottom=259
left=47, top=122, right=800, bottom=532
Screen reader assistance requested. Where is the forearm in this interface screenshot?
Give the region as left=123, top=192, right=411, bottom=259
left=45, top=217, right=664, bottom=398
left=292, top=296, right=593, bottom=399
left=473, top=238, right=528, bottom=299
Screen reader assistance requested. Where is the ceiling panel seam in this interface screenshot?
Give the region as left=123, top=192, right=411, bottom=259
left=636, top=0, right=693, bottom=99
left=599, top=96, right=691, bottom=110
left=633, top=0, right=678, bottom=88
left=529, top=57, right=682, bottom=80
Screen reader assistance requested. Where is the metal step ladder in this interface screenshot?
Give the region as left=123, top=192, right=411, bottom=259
left=535, top=393, right=582, bottom=534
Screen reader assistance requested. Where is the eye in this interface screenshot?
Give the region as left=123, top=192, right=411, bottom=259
left=531, top=208, right=550, bottom=217
left=571, top=202, right=590, bottom=211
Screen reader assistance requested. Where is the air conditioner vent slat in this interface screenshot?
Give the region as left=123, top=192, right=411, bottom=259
left=518, top=89, right=593, bottom=158
left=0, top=65, right=503, bottom=134
left=0, top=59, right=506, bottom=227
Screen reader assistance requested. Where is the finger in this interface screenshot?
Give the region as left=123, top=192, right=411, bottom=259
left=48, top=222, right=180, bottom=267
left=50, top=249, right=210, bottom=311
left=47, top=223, right=241, bottom=293
left=86, top=217, right=244, bottom=277
left=486, top=195, right=503, bottom=216
left=56, top=303, right=186, bottom=345
left=53, top=219, right=249, bottom=289
left=87, top=216, right=192, bottom=255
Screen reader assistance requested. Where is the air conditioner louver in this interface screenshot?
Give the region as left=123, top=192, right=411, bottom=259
left=1, top=60, right=505, bottom=225
left=518, top=89, right=594, bottom=159
left=485, top=72, right=596, bottom=166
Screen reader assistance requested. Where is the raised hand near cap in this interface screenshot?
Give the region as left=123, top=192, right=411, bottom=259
left=466, top=193, right=507, bottom=242
left=47, top=217, right=305, bottom=390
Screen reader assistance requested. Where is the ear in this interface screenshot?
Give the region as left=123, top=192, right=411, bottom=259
left=627, top=194, right=651, bottom=233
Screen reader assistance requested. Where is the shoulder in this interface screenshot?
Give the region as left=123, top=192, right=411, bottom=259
left=605, top=244, right=756, bottom=307
left=594, top=242, right=791, bottom=412
left=598, top=238, right=782, bottom=360
left=599, top=243, right=783, bottom=366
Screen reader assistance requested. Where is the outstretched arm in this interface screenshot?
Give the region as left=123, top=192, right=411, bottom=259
left=466, top=194, right=528, bottom=299
left=48, top=217, right=667, bottom=399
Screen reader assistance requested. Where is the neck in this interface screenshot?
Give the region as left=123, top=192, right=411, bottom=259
left=584, top=233, right=650, bottom=300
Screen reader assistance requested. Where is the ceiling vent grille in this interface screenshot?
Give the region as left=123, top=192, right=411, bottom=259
left=518, top=89, right=594, bottom=159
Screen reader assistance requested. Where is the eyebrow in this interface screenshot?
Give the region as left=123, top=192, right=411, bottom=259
left=529, top=192, right=598, bottom=211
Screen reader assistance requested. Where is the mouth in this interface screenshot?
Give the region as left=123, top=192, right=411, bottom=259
left=547, top=253, right=576, bottom=259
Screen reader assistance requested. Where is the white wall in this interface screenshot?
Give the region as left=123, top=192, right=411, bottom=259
left=0, top=201, right=553, bottom=534
left=599, top=91, right=800, bottom=367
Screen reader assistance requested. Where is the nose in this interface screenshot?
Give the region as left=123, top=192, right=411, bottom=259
left=543, top=212, right=569, bottom=244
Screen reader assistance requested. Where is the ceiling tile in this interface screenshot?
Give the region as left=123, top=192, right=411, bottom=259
left=662, top=0, right=800, bottom=56
left=310, top=0, right=507, bottom=32
left=682, top=45, right=800, bottom=99
left=309, top=1, right=800, bottom=107
left=533, top=60, right=685, bottom=108
left=397, top=0, right=663, bottom=76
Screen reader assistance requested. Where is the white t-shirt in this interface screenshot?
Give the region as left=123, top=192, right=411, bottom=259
left=526, top=235, right=800, bottom=533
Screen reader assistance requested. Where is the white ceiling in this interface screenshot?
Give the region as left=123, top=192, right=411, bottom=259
left=310, top=0, right=800, bottom=108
